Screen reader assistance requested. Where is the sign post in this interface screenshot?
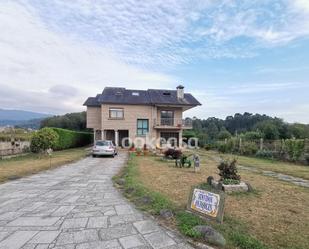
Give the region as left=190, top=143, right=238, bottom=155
left=187, top=188, right=225, bottom=223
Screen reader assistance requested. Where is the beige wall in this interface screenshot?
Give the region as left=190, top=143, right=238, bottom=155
left=87, top=104, right=186, bottom=146
left=101, top=104, right=156, bottom=141
left=86, top=107, right=101, bottom=129
left=156, top=107, right=183, bottom=124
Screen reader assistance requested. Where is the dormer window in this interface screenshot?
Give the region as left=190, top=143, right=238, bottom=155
left=132, top=92, right=139, bottom=96
left=163, top=92, right=171, bottom=96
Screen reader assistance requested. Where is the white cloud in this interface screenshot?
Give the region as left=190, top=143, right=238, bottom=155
left=14, top=0, right=309, bottom=66
left=0, top=1, right=175, bottom=113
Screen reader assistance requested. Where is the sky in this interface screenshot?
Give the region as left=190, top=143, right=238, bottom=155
left=0, top=0, right=309, bottom=123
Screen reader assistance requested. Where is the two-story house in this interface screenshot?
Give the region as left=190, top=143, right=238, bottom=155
left=83, top=85, right=201, bottom=147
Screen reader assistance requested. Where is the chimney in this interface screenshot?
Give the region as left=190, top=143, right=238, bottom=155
left=176, top=85, right=184, bottom=99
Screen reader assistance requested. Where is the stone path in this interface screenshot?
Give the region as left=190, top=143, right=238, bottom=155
left=238, top=166, right=309, bottom=188
left=0, top=152, right=194, bottom=249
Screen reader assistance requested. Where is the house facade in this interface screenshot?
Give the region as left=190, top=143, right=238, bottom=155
left=83, top=85, right=201, bottom=147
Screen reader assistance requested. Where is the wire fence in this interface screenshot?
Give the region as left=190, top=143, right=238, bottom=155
left=216, top=138, right=309, bottom=164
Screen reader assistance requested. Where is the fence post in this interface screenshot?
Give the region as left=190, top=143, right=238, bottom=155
left=224, top=138, right=227, bottom=144
left=260, top=138, right=263, bottom=150
left=239, top=138, right=242, bottom=152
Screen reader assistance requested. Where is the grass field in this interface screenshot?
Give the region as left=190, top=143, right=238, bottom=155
left=202, top=150, right=309, bottom=180
left=127, top=150, right=309, bottom=249
left=0, top=147, right=88, bottom=183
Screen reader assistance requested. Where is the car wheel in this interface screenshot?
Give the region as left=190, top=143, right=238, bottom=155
left=92, top=154, right=96, bottom=158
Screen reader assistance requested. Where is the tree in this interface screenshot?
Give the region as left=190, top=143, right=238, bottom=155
left=40, top=112, right=88, bottom=131
left=30, top=128, right=59, bottom=153
left=255, top=121, right=279, bottom=140
left=217, top=130, right=232, bottom=140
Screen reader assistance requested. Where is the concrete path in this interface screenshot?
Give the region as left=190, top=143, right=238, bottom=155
left=0, top=152, right=193, bottom=249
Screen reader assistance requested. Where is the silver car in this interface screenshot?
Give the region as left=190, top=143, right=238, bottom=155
left=92, top=140, right=117, bottom=157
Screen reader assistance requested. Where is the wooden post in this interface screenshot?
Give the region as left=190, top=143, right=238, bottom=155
left=260, top=138, right=263, bottom=150
left=239, top=138, right=242, bottom=152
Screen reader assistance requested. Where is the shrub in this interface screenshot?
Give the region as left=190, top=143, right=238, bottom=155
left=217, top=140, right=234, bottom=153
left=30, top=128, right=59, bottom=153
left=242, top=131, right=263, bottom=140
left=285, top=139, right=305, bottom=161
left=51, top=128, right=93, bottom=150
left=164, top=148, right=182, bottom=159
left=241, top=142, right=258, bottom=155
left=197, top=133, right=209, bottom=148
left=255, top=149, right=274, bottom=159
left=218, top=159, right=241, bottom=181
left=217, top=130, right=232, bottom=140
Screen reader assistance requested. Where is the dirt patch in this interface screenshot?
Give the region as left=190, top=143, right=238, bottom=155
left=136, top=153, right=309, bottom=249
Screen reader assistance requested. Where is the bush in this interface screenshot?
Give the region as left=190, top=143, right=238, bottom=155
left=218, top=159, right=241, bottom=181
left=285, top=139, right=305, bottom=161
left=197, top=133, right=209, bottom=148
left=30, top=128, right=59, bottom=153
left=217, top=140, right=234, bottom=153
left=217, top=130, right=232, bottom=140
left=241, top=142, right=258, bottom=155
left=51, top=128, right=93, bottom=150
left=255, top=149, right=274, bottom=159
left=164, top=148, right=182, bottom=159
left=242, top=131, right=263, bottom=140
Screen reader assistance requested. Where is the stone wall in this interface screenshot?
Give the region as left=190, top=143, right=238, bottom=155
left=0, top=141, right=30, bottom=157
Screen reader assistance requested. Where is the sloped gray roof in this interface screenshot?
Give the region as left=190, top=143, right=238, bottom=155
left=83, top=87, right=201, bottom=106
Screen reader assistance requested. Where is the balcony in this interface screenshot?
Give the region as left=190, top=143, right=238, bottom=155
left=153, top=118, right=192, bottom=129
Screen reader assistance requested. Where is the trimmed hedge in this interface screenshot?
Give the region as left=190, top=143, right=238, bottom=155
left=50, top=128, right=93, bottom=150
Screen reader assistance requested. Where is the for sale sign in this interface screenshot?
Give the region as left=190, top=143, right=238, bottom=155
left=188, top=188, right=225, bottom=223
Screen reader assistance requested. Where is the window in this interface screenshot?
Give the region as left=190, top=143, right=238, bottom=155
left=109, top=108, right=124, bottom=119
left=137, top=119, right=149, bottom=136
left=132, top=92, right=139, bottom=96
left=160, top=110, right=174, bottom=126
left=95, top=141, right=111, bottom=146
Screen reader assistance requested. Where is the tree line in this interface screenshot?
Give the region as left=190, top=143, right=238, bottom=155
left=188, top=112, right=309, bottom=141
left=40, top=112, right=88, bottom=131
left=40, top=111, right=309, bottom=140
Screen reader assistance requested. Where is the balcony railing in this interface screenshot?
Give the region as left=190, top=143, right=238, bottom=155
left=153, top=118, right=192, bottom=128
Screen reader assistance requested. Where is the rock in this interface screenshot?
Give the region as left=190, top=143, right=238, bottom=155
left=193, top=225, right=226, bottom=247
left=245, top=182, right=254, bottom=192
left=159, top=209, right=174, bottom=219
left=222, top=181, right=248, bottom=193
left=136, top=196, right=153, bottom=205
left=125, top=187, right=135, bottom=194
left=207, top=176, right=214, bottom=186
left=116, top=178, right=125, bottom=185
left=211, top=180, right=223, bottom=191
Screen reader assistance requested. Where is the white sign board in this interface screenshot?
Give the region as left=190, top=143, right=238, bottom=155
left=188, top=188, right=225, bottom=223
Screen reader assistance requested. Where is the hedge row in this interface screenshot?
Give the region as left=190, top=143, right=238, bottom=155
left=51, top=128, right=93, bottom=150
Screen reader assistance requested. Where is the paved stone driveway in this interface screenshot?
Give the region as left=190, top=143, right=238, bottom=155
left=0, top=152, right=193, bottom=249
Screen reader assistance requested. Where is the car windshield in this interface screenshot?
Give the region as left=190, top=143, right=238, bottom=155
left=95, top=141, right=110, bottom=146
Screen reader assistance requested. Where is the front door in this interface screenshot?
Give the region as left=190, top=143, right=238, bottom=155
left=160, top=132, right=179, bottom=147
left=118, top=130, right=129, bottom=147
